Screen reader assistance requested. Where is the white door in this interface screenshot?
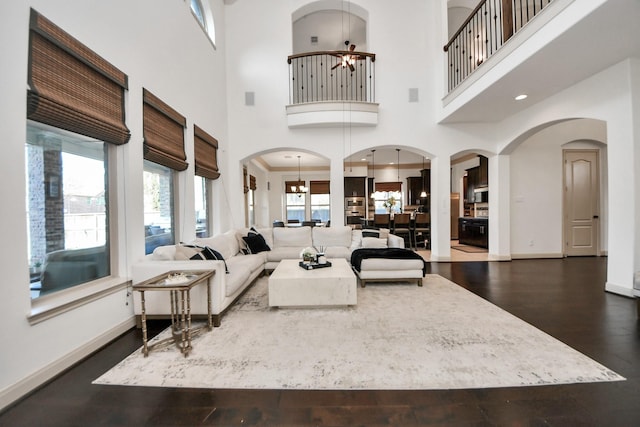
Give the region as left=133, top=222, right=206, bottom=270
left=564, top=150, right=599, bottom=256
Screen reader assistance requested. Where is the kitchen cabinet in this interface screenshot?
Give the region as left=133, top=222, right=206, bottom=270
left=458, top=217, right=488, bottom=248
left=344, top=177, right=366, bottom=197
left=406, top=177, right=423, bottom=205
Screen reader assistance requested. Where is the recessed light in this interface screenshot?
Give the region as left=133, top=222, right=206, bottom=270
left=515, top=94, right=528, bottom=101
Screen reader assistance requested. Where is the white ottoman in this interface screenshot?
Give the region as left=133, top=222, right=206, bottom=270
left=268, top=258, right=357, bottom=307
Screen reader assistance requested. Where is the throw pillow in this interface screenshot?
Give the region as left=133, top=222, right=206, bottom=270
left=175, top=244, right=229, bottom=273
left=243, top=233, right=271, bottom=253
left=362, top=237, right=388, bottom=248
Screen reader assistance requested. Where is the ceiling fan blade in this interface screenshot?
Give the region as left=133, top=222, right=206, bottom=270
left=348, top=63, right=355, bottom=72
left=331, top=62, right=341, bottom=70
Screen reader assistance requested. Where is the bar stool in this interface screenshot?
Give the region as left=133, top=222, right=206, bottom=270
left=392, top=213, right=412, bottom=249
left=373, top=213, right=391, bottom=229
left=413, top=213, right=430, bottom=250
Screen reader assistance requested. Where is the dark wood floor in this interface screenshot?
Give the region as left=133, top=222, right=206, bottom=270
left=1, top=257, right=639, bottom=426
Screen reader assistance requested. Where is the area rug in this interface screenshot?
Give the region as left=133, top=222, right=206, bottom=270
left=452, top=244, right=488, bottom=253
left=94, top=275, right=624, bottom=390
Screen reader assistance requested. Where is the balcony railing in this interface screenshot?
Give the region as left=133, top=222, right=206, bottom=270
left=444, top=0, right=553, bottom=92
left=287, top=50, right=376, bottom=105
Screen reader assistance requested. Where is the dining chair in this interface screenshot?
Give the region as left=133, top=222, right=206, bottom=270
left=273, top=220, right=285, bottom=228
left=413, top=213, right=430, bottom=249
left=301, top=221, right=315, bottom=227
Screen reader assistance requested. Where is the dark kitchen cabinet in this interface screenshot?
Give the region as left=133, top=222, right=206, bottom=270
left=344, top=177, right=366, bottom=197
left=478, top=155, right=488, bottom=187
left=406, top=169, right=430, bottom=206
left=458, top=217, right=488, bottom=248
left=407, top=177, right=423, bottom=205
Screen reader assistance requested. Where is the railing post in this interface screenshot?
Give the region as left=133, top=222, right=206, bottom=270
left=502, top=0, right=513, bottom=42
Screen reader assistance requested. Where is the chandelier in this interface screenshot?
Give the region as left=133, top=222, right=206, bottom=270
left=291, top=155, right=308, bottom=197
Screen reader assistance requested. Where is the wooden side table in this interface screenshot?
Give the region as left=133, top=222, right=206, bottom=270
left=132, top=270, right=215, bottom=357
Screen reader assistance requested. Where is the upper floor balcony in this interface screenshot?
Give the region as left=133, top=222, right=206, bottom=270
left=441, top=0, right=640, bottom=123
left=286, top=49, right=378, bottom=128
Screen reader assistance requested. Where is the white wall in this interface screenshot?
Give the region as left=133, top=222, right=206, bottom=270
left=0, top=0, right=229, bottom=408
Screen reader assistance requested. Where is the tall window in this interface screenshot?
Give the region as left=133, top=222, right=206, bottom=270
left=310, top=180, right=330, bottom=222
left=26, top=123, right=110, bottom=298
left=143, top=160, right=174, bottom=254
left=25, top=10, right=130, bottom=299
left=194, top=175, right=208, bottom=238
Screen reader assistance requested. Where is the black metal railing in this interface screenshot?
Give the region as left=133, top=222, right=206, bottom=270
left=444, top=0, right=553, bottom=92
left=287, top=50, right=376, bottom=105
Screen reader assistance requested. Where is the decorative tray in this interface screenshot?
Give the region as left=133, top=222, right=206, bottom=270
left=298, top=260, right=332, bottom=270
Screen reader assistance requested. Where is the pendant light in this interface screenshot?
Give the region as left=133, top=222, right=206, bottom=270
left=420, top=156, right=427, bottom=198
left=291, top=155, right=308, bottom=197
left=370, top=149, right=376, bottom=199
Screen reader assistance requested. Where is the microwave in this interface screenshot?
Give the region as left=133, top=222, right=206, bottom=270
left=473, top=188, right=488, bottom=203
left=345, top=197, right=365, bottom=207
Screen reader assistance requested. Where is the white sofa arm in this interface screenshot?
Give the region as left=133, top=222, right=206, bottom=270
left=387, top=233, right=405, bottom=248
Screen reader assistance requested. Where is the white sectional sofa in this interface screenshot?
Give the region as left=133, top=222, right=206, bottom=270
left=131, top=225, right=416, bottom=326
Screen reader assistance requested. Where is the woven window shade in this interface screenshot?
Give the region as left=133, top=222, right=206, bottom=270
left=27, top=9, right=130, bottom=145
left=310, top=180, right=330, bottom=194
left=375, top=182, right=401, bottom=192
left=194, top=125, right=219, bottom=180
left=143, top=89, right=187, bottom=171
left=285, top=181, right=305, bottom=193
left=249, top=175, right=257, bottom=191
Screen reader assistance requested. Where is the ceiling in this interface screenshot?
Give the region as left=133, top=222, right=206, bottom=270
left=255, top=148, right=428, bottom=170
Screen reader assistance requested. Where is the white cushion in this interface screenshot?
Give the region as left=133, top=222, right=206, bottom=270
left=151, top=245, right=176, bottom=261
left=362, top=237, right=388, bottom=248
left=193, top=229, right=239, bottom=260
left=312, top=226, right=352, bottom=248
left=273, top=226, right=312, bottom=248
left=266, top=247, right=303, bottom=262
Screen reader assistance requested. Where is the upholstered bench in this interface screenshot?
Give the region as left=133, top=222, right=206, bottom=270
left=350, top=248, right=427, bottom=287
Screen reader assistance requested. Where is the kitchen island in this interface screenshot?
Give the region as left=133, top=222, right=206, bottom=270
left=458, top=217, right=488, bottom=248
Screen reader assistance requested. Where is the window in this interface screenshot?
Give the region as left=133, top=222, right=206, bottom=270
left=195, top=175, right=209, bottom=238
left=372, top=190, right=402, bottom=214
left=310, top=180, right=330, bottom=222
left=26, top=123, right=111, bottom=299
left=286, top=193, right=306, bottom=222
left=143, top=160, right=175, bottom=254
left=189, top=0, right=216, bottom=46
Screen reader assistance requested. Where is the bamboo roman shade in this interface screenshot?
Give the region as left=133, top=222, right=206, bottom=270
left=310, top=180, right=330, bottom=194
left=285, top=181, right=305, bottom=193
left=27, top=9, right=130, bottom=145
left=375, top=182, right=402, bottom=192
left=194, top=125, right=220, bottom=180
left=143, top=89, right=187, bottom=171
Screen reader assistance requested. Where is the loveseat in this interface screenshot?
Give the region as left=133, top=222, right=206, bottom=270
left=131, top=225, right=412, bottom=326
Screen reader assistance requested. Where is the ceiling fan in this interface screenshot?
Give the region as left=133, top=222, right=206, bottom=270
left=331, top=40, right=364, bottom=72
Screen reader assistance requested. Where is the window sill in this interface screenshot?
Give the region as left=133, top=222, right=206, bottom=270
left=28, top=277, right=131, bottom=325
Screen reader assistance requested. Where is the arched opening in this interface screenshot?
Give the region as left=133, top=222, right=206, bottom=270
left=504, top=118, right=608, bottom=259
left=240, top=149, right=330, bottom=228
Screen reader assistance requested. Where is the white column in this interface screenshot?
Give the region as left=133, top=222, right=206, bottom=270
left=330, top=156, right=346, bottom=226
left=606, top=59, right=640, bottom=297
left=489, top=154, right=511, bottom=260
left=430, top=155, right=451, bottom=261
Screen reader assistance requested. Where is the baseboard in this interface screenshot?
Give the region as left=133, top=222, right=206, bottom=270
left=511, top=253, right=564, bottom=259
left=605, top=282, right=635, bottom=298
left=488, top=254, right=511, bottom=261
left=0, top=316, right=135, bottom=412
